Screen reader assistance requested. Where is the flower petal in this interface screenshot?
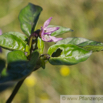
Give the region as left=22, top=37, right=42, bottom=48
left=48, top=36, right=63, bottom=42
left=46, top=27, right=60, bottom=35
left=41, top=35, right=51, bottom=42
left=43, top=17, right=52, bottom=28
left=41, top=34, right=62, bottom=42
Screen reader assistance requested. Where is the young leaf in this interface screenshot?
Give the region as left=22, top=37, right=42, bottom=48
left=48, top=44, right=92, bottom=65
left=0, top=33, right=26, bottom=51
left=48, top=25, right=73, bottom=37
left=37, top=37, right=44, bottom=54
left=56, top=37, right=103, bottom=52
left=19, top=3, right=43, bottom=37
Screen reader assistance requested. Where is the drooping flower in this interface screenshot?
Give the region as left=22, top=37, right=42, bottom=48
left=0, top=29, right=2, bottom=53
left=40, top=17, right=63, bottom=42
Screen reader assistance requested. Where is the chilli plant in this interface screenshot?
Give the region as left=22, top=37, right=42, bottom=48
left=0, top=3, right=103, bottom=103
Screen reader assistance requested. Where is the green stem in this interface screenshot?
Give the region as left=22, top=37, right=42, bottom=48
left=29, top=36, right=33, bottom=50
left=6, top=78, right=25, bottom=103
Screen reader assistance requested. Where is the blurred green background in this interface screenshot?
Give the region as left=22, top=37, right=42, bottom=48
left=0, top=0, right=103, bottom=103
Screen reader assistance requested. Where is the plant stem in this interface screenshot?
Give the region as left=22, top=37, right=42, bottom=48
left=6, top=78, right=25, bottom=103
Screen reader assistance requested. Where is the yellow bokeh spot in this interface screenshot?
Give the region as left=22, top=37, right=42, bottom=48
left=25, top=75, right=37, bottom=87
left=60, top=66, right=70, bottom=76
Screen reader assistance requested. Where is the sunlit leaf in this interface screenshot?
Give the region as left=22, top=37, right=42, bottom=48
left=0, top=33, right=26, bottom=51
left=56, top=37, right=103, bottom=52
left=3, top=32, right=27, bottom=42
left=48, top=44, right=92, bottom=65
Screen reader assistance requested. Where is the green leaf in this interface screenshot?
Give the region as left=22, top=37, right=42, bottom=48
left=56, top=37, right=89, bottom=45
left=0, top=50, right=27, bottom=77
left=29, top=50, right=39, bottom=68
left=0, top=61, right=29, bottom=83
left=48, top=44, right=92, bottom=65
left=0, top=33, right=26, bottom=51
left=19, top=3, right=43, bottom=37
left=48, top=25, right=73, bottom=36
left=37, top=37, right=44, bottom=54
left=3, top=32, right=27, bottom=42
left=56, top=37, right=103, bottom=52
left=40, top=59, right=45, bottom=69
left=7, top=50, right=27, bottom=63
left=0, top=51, right=39, bottom=83
left=79, top=45, right=103, bottom=52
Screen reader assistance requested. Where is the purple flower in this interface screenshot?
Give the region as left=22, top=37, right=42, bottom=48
left=40, top=17, right=63, bottom=42
left=0, top=29, right=2, bottom=53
